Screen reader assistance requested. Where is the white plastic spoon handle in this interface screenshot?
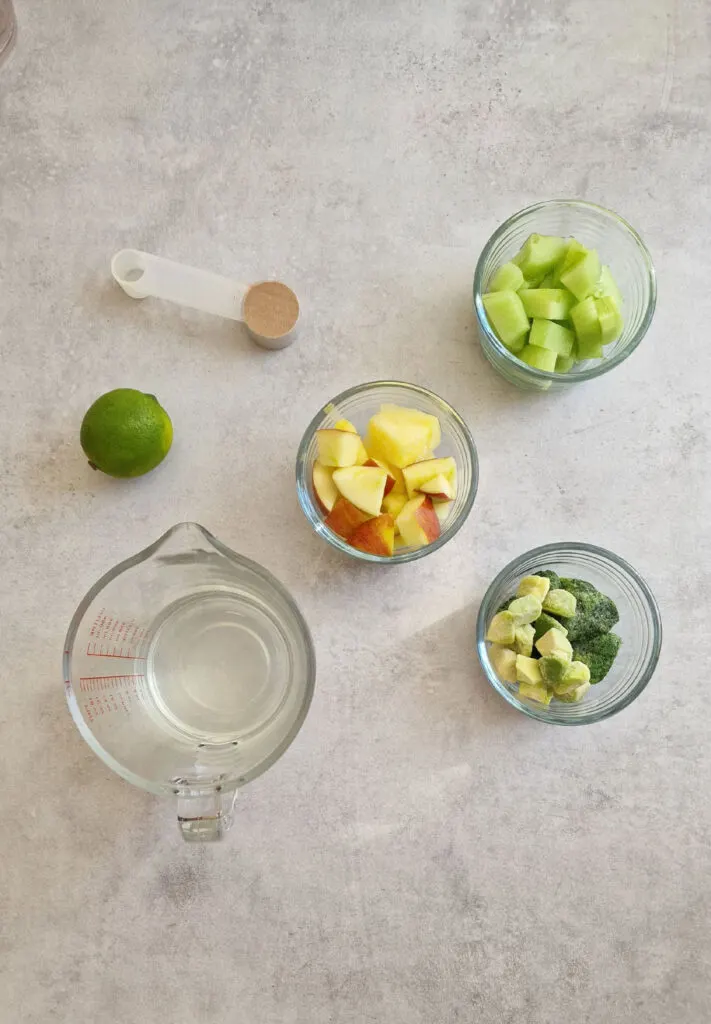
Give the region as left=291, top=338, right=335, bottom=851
left=111, top=249, right=248, bottom=321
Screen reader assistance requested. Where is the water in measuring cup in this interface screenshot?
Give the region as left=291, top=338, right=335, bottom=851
left=145, top=589, right=291, bottom=743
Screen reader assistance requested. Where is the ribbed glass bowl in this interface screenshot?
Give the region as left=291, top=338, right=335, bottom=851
left=476, top=543, right=662, bottom=724
left=296, top=381, right=478, bottom=564
left=473, top=200, right=656, bottom=391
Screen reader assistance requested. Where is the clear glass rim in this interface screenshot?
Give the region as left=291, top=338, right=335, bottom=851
left=63, top=522, right=316, bottom=793
left=473, top=199, right=657, bottom=383
left=476, top=541, right=663, bottom=725
left=296, top=380, right=479, bottom=565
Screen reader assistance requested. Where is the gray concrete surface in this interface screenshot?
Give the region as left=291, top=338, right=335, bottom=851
left=2, top=1, right=710, bottom=1021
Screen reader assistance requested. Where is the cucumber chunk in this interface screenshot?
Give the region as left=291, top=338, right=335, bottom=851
left=482, top=291, right=530, bottom=352
left=489, top=262, right=525, bottom=293
left=512, top=234, right=567, bottom=283
left=555, top=353, right=576, bottom=373
left=518, top=288, right=576, bottom=321
left=595, top=295, right=623, bottom=345
left=519, top=344, right=557, bottom=372
left=560, top=249, right=602, bottom=301
left=595, top=265, right=624, bottom=307
left=529, top=319, right=575, bottom=358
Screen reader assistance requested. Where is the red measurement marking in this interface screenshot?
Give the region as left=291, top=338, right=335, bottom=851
left=86, top=651, right=146, bottom=660
left=79, top=673, right=145, bottom=692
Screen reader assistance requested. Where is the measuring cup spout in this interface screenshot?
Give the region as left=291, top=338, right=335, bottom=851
left=176, top=784, right=238, bottom=842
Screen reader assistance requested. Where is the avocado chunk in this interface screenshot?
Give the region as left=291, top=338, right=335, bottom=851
left=553, top=660, right=591, bottom=695
left=516, top=655, right=543, bottom=686
left=539, top=652, right=572, bottom=685
left=535, top=627, right=573, bottom=660
left=508, top=594, right=543, bottom=626
left=514, top=623, right=535, bottom=657
left=518, top=682, right=552, bottom=705
left=556, top=680, right=591, bottom=703
left=573, top=632, right=622, bottom=685
left=543, top=588, right=577, bottom=618
left=486, top=611, right=516, bottom=646
left=489, top=644, right=517, bottom=683
left=537, top=569, right=561, bottom=590
left=517, top=575, right=551, bottom=602
left=533, top=612, right=568, bottom=642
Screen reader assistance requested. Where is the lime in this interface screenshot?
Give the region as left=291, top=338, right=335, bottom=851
left=80, top=389, right=173, bottom=478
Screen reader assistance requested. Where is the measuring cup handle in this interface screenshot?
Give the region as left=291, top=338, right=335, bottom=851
left=176, top=786, right=238, bottom=842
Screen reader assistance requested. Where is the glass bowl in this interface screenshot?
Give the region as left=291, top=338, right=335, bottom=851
left=473, top=200, right=656, bottom=391
left=476, top=542, right=662, bottom=724
left=296, top=381, right=478, bottom=564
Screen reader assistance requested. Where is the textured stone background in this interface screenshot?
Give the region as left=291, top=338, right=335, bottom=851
left=1, top=1, right=710, bottom=1021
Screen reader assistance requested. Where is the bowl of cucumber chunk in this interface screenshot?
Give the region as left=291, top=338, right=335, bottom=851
left=476, top=543, right=662, bottom=724
left=473, top=200, right=656, bottom=391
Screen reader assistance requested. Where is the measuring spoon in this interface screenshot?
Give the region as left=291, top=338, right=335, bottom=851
left=111, top=248, right=300, bottom=350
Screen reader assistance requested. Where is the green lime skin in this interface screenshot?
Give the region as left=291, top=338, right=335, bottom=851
left=80, top=389, right=173, bottom=478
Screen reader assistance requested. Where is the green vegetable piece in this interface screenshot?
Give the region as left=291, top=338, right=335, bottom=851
left=518, top=288, right=576, bottom=321
left=529, top=318, right=575, bottom=358
left=496, top=596, right=513, bottom=614
left=543, top=588, right=577, bottom=618
left=536, top=628, right=573, bottom=660
left=556, top=680, right=591, bottom=703
left=573, top=632, right=622, bottom=684
left=555, top=353, right=576, bottom=373
left=551, top=238, right=587, bottom=284
left=553, top=660, right=591, bottom=695
left=595, top=295, right=623, bottom=345
left=519, top=344, right=557, bottom=372
left=537, top=569, right=561, bottom=589
left=508, top=594, right=543, bottom=626
left=486, top=611, right=516, bottom=646
left=560, top=248, right=601, bottom=301
left=595, top=265, right=623, bottom=307
left=514, top=623, right=535, bottom=657
left=517, top=575, right=551, bottom=602
left=482, top=291, right=530, bottom=352
left=518, top=682, right=552, bottom=705
left=539, top=653, right=571, bottom=685
left=533, top=612, right=568, bottom=642
left=561, top=582, right=619, bottom=645
left=559, top=577, right=597, bottom=593
left=516, top=655, right=543, bottom=686
left=489, top=262, right=525, bottom=293
left=489, top=644, right=517, bottom=683
left=538, top=271, right=557, bottom=288
left=513, top=234, right=567, bottom=283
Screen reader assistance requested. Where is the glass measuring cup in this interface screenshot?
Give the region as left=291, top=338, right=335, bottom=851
left=63, top=523, right=315, bottom=841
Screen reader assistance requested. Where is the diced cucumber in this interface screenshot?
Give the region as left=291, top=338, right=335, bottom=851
left=482, top=291, right=530, bottom=352
left=555, top=353, right=576, bottom=373
left=516, top=655, right=543, bottom=686
left=529, top=319, right=575, bottom=358
left=538, top=271, right=557, bottom=288
left=519, top=344, right=557, bottom=372
left=486, top=611, right=516, bottom=646
left=517, top=575, right=551, bottom=602
left=560, top=249, right=601, bottom=301
left=518, top=682, right=552, bottom=705
left=518, top=288, right=576, bottom=321
left=570, top=296, right=603, bottom=358
left=508, top=594, right=543, bottom=625
left=488, top=262, right=525, bottom=293
left=514, top=624, right=535, bottom=657
left=595, top=265, right=623, bottom=307
left=595, top=295, right=623, bottom=345
left=489, top=643, right=517, bottom=683
left=512, top=234, right=567, bottom=283
left=543, top=588, right=577, bottom=618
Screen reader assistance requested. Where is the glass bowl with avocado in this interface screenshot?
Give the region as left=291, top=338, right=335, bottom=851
left=476, top=543, right=662, bottom=724
left=473, top=200, right=656, bottom=391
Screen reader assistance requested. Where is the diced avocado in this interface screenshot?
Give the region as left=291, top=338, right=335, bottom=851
left=556, top=680, right=591, bottom=703
left=537, top=569, right=561, bottom=590
left=508, top=594, right=543, bottom=626
left=517, top=575, right=551, bottom=602
left=539, top=652, right=572, bottom=685
left=573, top=632, right=622, bottom=685
left=533, top=612, right=568, bottom=642
left=529, top=318, right=575, bottom=358
left=518, top=682, right=552, bottom=705
left=561, top=582, right=619, bottom=644
left=488, top=262, right=525, bottom=293
left=543, top=588, right=577, bottom=618
left=555, top=353, right=576, bottom=373
left=482, top=291, right=530, bottom=353
left=486, top=611, right=516, bottom=646
left=519, top=344, right=557, bottom=372
left=512, top=234, right=567, bottom=283
left=595, top=295, right=623, bottom=345
left=560, top=248, right=601, bottom=301
left=595, top=265, right=623, bottom=307
left=514, top=623, right=535, bottom=657
left=518, top=288, right=576, bottom=321
left=553, top=660, right=591, bottom=695
left=535, top=627, right=573, bottom=660
left=489, top=643, right=517, bottom=683
left=516, top=654, right=543, bottom=686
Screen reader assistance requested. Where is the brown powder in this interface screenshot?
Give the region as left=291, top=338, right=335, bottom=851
left=243, top=281, right=299, bottom=339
